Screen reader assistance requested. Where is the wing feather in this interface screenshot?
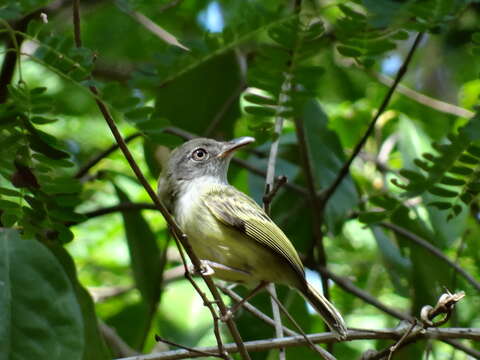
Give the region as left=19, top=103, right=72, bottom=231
left=202, top=185, right=305, bottom=278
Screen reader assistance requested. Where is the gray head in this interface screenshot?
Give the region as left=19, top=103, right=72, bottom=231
left=158, top=137, right=255, bottom=209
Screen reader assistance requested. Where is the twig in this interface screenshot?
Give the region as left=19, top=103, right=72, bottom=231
left=319, top=32, right=425, bottom=209
left=379, top=222, right=480, bottom=292
left=317, top=266, right=413, bottom=321
left=115, top=328, right=480, bottom=360
left=370, top=71, right=475, bottom=119
left=267, top=287, right=336, bottom=360
left=79, top=202, right=157, bottom=221
left=172, top=236, right=230, bottom=360
left=442, top=339, right=480, bottom=359
left=73, top=0, right=82, bottom=47
left=71, top=4, right=250, bottom=359
left=204, top=83, right=246, bottom=136
left=99, top=320, right=138, bottom=357
left=75, top=132, right=142, bottom=178
left=89, top=285, right=133, bottom=302
left=294, top=113, right=331, bottom=301
left=262, top=175, right=288, bottom=210
left=158, top=0, right=184, bottom=13
left=218, top=285, right=298, bottom=336
left=154, top=335, right=223, bottom=358
left=386, top=320, right=417, bottom=360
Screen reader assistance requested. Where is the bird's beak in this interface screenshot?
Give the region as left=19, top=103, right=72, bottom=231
left=217, top=136, right=255, bottom=159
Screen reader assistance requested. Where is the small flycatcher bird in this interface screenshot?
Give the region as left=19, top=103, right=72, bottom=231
left=158, top=136, right=347, bottom=338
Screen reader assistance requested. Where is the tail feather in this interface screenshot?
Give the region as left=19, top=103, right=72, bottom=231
left=302, top=282, right=347, bottom=339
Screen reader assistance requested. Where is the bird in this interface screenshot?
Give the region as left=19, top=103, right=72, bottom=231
left=158, top=136, right=347, bottom=338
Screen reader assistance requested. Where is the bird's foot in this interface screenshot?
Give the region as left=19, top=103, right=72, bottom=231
left=220, top=309, right=234, bottom=322
left=199, top=260, right=215, bottom=276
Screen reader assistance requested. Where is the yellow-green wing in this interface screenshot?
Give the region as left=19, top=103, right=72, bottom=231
left=202, top=185, right=305, bottom=278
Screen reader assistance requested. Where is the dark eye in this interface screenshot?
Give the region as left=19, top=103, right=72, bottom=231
left=192, top=148, right=209, bottom=161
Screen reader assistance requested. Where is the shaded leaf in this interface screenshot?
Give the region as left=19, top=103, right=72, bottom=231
left=0, top=229, right=84, bottom=360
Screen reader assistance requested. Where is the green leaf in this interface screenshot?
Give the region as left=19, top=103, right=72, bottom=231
left=49, top=245, right=111, bottom=360
left=0, top=229, right=84, bottom=360
left=428, top=186, right=458, bottom=197
left=153, top=52, right=240, bottom=138
left=244, top=105, right=277, bottom=117
left=115, top=185, right=162, bottom=309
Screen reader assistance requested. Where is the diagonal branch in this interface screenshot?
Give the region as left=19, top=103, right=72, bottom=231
left=370, top=70, right=474, bottom=119
left=75, top=132, right=142, bottom=178
left=319, top=32, right=425, bottom=210
left=294, top=114, right=330, bottom=301
left=379, top=222, right=480, bottom=292
left=71, top=3, right=250, bottom=359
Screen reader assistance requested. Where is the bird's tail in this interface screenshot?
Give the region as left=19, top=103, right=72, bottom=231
left=302, top=282, right=347, bottom=340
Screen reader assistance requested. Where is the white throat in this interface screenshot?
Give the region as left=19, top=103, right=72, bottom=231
left=174, top=175, right=226, bottom=225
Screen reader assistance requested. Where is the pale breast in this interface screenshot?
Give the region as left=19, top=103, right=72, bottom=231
left=173, top=181, right=298, bottom=286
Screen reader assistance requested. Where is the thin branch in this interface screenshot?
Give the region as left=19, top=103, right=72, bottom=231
left=379, top=222, right=480, bottom=292
left=267, top=287, right=336, bottom=360
left=218, top=285, right=298, bottom=336
left=319, top=32, right=425, bottom=209
left=81, top=202, right=156, bottom=220
left=262, top=175, right=288, bottom=211
left=154, top=335, right=223, bottom=359
left=71, top=4, right=250, bottom=359
left=173, top=237, right=230, bottom=360
left=317, top=266, right=413, bottom=322
left=442, top=339, right=480, bottom=359
left=263, top=112, right=288, bottom=358
left=72, top=0, right=82, bottom=47
left=115, top=328, right=480, bottom=360
left=204, top=82, right=246, bottom=137
left=294, top=113, right=330, bottom=301
left=370, top=71, right=475, bottom=119
left=0, top=8, right=46, bottom=103
left=99, top=320, right=138, bottom=357
left=75, top=132, right=142, bottom=178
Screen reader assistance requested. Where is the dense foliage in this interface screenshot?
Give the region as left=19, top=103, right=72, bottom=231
left=1, top=0, right=479, bottom=359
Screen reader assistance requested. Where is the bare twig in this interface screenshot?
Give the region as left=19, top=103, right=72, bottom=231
left=267, top=287, right=336, bottom=360
left=154, top=335, right=223, bottom=358
left=218, top=285, right=297, bottom=336
left=317, top=266, right=413, bottom=322
left=75, top=132, right=142, bottom=178
left=89, top=285, right=133, bottom=302
left=262, top=175, right=288, bottom=209
left=72, top=4, right=250, bottom=359
left=99, top=320, right=138, bottom=357
left=115, top=328, right=480, bottom=360
left=294, top=113, right=330, bottom=301
left=172, top=236, right=230, bottom=360
left=204, top=83, right=247, bottom=136
left=370, top=71, right=475, bottom=119
left=386, top=320, right=417, bottom=360
left=319, top=32, right=425, bottom=209
left=379, top=222, right=480, bottom=292
left=79, top=202, right=157, bottom=221
left=72, top=0, right=82, bottom=47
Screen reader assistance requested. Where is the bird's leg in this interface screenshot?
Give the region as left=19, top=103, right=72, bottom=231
left=221, top=281, right=269, bottom=322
